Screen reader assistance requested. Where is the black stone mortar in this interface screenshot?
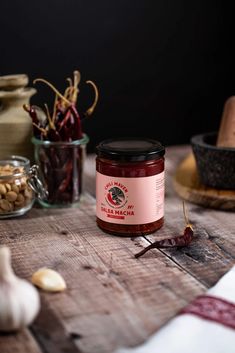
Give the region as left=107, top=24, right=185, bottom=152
left=191, top=132, right=235, bottom=189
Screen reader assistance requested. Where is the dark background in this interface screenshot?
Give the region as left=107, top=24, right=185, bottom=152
left=1, top=1, right=235, bottom=152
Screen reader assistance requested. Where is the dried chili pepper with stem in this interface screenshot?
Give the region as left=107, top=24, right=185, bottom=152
left=24, top=71, right=98, bottom=205
left=134, top=201, right=194, bottom=258
left=23, top=104, right=47, bottom=139
left=32, top=72, right=99, bottom=142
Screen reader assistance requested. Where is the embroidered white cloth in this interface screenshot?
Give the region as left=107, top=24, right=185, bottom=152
left=116, top=266, right=235, bottom=353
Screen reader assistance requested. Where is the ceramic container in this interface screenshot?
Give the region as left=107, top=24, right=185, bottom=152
left=0, top=74, right=36, bottom=162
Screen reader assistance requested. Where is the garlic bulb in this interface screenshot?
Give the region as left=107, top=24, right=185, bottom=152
left=0, top=246, right=40, bottom=332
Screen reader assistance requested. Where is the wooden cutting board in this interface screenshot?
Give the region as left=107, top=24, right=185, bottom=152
left=173, top=153, right=235, bottom=211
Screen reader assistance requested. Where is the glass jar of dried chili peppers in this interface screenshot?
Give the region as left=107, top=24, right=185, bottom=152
left=32, top=134, right=89, bottom=207
left=96, top=138, right=165, bottom=236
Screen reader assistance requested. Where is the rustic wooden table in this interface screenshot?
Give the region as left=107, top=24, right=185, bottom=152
left=0, top=146, right=234, bottom=353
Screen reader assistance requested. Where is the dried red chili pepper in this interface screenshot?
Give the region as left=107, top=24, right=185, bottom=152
left=47, top=129, right=61, bottom=142
left=58, top=105, right=82, bottom=141
left=25, top=72, right=99, bottom=143
left=23, top=104, right=47, bottom=139
left=31, top=73, right=98, bottom=142
left=135, top=225, right=193, bottom=258
left=24, top=71, right=98, bottom=205
left=58, top=160, right=73, bottom=193
left=134, top=202, right=194, bottom=258
left=70, top=105, right=82, bottom=140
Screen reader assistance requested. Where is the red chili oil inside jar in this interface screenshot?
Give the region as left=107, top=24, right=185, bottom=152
left=96, top=138, right=165, bottom=236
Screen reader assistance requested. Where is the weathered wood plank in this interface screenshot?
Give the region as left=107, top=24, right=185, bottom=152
left=0, top=195, right=205, bottom=353
left=0, top=146, right=233, bottom=353
left=86, top=146, right=235, bottom=287
left=0, top=329, right=42, bottom=353
left=31, top=297, right=81, bottom=353
left=145, top=202, right=235, bottom=287
left=145, top=146, right=235, bottom=287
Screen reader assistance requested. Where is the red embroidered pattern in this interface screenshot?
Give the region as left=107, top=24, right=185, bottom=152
left=180, top=295, right=235, bottom=330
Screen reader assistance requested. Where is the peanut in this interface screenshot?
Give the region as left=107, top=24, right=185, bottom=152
left=0, top=164, right=33, bottom=215
left=1, top=164, right=11, bottom=171
left=20, top=180, right=27, bottom=190
left=6, top=191, right=18, bottom=202
left=15, top=194, right=25, bottom=207
left=0, top=199, right=12, bottom=211
left=5, top=183, right=11, bottom=192
left=24, top=187, right=33, bottom=199
left=0, top=184, right=7, bottom=195
left=11, top=184, right=19, bottom=194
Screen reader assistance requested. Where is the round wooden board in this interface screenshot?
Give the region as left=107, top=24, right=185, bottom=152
left=173, top=153, right=235, bottom=211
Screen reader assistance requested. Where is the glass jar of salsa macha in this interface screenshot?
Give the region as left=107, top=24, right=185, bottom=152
left=96, top=138, right=165, bottom=236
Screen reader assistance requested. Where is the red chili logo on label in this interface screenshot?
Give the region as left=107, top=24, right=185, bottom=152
left=106, top=187, right=126, bottom=208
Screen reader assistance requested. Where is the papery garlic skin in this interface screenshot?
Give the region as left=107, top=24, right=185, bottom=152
left=0, top=247, right=40, bottom=332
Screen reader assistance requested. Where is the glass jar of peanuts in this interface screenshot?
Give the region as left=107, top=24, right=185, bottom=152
left=0, top=156, right=35, bottom=218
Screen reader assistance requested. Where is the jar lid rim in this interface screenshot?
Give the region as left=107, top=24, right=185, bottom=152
left=96, top=137, right=165, bottom=161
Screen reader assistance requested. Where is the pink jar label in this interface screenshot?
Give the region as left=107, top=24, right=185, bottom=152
left=96, top=171, right=164, bottom=225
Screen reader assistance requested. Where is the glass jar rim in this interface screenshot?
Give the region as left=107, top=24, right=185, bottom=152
left=0, top=155, right=30, bottom=179
left=31, top=133, right=89, bottom=147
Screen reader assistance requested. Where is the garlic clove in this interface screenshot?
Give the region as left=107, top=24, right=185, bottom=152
left=0, top=246, right=40, bottom=332
left=31, top=268, right=66, bottom=292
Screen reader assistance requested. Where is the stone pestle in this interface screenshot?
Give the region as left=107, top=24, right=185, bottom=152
left=217, top=96, right=235, bottom=148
